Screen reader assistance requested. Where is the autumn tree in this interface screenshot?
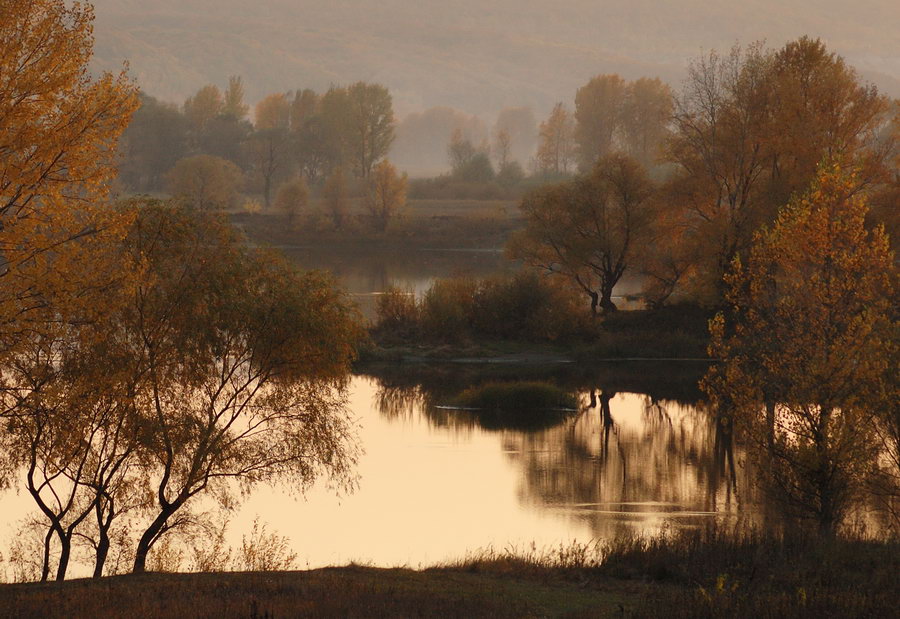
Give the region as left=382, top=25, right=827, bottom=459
left=118, top=93, right=190, bottom=192
left=447, top=127, right=478, bottom=172
left=574, top=74, right=627, bottom=171
left=535, top=103, right=576, bottom=176
left=293, top=115, right=342, bottom=184
left=183, top=84, right=223, bottom=130
left=255, top=92, right=292, bottom=131
left=347, top=82, right=395, bottom=178
left=165, top=154, right=244, bottom=210
left=274, top=176, right=309, bottom=226
left=392, top=107, right=487, bottom=173
left=663, top=39, right=890, bottom=303
left=0, top=0, right=138, bottom=355
left=246, top=127, right=290, bottom=208
left=765, top=38, right=889, bottom=210
left=318, top=86, right=354, bottom=167
left=222, top=75, right=249, bottom=120
left=509, top=155, right=654, bottom=314
left=638, top=193, right=703, bottom=308
left=703, top=163, right=896, bottom=534
left=118, top=205, right=361, bottom=572
left=493, top=129, right=512, bottom=170
left=290, top=88, right=319, bottom=130
left=366, top=160, right=408, bottom=232
left=196, top=113, right=253, bottom=170
left=493, top=106, right=537, bottom=166
left=620, top=77, right=673, bottom=168
left=0, top=289, right=148, bottom=581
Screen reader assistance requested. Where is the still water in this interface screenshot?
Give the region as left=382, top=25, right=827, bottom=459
left=229, top=368, right=756, bottom=568
left=0, top=361, right=756, bottom=576
left=0, top=250, right=735, bottom=576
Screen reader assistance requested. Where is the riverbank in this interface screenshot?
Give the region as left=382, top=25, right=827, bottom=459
left=4, top=532, right=897, bottom=618
left=364, top=304, right=714, bottom=365
left=231, top=199, right=521, bottom=250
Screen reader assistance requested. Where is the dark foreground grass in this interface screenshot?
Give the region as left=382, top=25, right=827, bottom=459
left=3, top=529, right=897, bottom=618
left=451, top=528, right=900, bottom=618
left=0, top=565, right=641, bottom=618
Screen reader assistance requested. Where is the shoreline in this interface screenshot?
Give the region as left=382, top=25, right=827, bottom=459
left=5, top=533, right=898, bottom=618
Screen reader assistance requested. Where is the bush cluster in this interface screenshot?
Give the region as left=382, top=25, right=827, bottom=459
left=375, top=271, right=596, bottom=344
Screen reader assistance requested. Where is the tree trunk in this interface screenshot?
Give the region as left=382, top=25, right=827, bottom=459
left=94, top=528, right=110, bottom=578
left=588, top=291, right=599, bottom=316
left=599, top=284, right=617, bottom=313
left=765, top=397, right=776, bottom=453
left=263, top=174, right=272, bottom=210
left=55, top=534, right=71, bottom=582
left=40, top=527, right=53, bottom=583
left=133, top=506, right=177, bottom=573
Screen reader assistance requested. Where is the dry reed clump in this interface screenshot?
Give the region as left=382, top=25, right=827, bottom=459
left=375, top=272, right=596, bottom=345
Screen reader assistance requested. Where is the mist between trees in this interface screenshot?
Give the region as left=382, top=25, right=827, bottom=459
left=117, top=36, right=897, bottom=309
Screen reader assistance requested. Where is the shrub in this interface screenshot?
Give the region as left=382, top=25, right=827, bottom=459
left=373, top=272, right=597, bottom=344
left=375, top=286, right=419, bottom=333
left=455, top=381, right=576, bottom=411
left=419, top=276, right=479, bottom=342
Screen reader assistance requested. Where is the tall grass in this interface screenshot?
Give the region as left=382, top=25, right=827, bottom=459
left=443, top=526, right=900, bottom=618
left=449, top=381, right=578, bottom=430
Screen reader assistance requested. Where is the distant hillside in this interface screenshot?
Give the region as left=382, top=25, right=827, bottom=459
left=90, top=0, right=900, bottom=117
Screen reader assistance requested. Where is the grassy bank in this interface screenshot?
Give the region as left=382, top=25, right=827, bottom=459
left=3, top=530, right=897, bottom=618
left=232, top=198, right=521, bottom=250
left=0, top=565, right=643, bottom=618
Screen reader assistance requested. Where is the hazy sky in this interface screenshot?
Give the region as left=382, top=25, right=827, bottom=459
left=91, top=0, right=900, bottom=116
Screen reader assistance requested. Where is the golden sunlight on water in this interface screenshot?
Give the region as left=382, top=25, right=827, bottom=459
left=228, top=376, right=750, bottom=568
left=232, top=377, right=597, bottom=568
left=0, top=373, right=756, bottom=577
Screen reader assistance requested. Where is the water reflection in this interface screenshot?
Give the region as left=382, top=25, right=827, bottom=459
left=370, top=365, right=762, bottom=540
left=1, top=367, right=761, bottom=574
left=505, top=393, right=748, bottom=537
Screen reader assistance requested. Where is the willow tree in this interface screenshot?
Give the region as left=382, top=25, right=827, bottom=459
left=509, top=154, right=654, bottom=314
left=703, top=163, right=896, bottom=534
left=0, top=0, right=138, bottom=354
left=119, top=203, right=364, bottom=573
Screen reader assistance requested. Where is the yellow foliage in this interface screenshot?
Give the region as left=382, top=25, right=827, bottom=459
left=704, top=161, right=897, bottom=532
left=365, top=159, right=407, bottom=232
left=0, top=0, right=139, bottom=353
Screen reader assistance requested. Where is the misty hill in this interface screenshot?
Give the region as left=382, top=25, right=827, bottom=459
left=91, top=0, right=900, bottom=117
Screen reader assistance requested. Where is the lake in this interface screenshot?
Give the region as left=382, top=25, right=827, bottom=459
left=0, top=249, right=740, bottom=578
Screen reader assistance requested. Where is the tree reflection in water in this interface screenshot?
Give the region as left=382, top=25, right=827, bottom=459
left=369, top=366, right=764, bottom=537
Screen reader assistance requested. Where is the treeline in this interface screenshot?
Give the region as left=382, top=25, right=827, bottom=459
left=512, top=38, right=899, bottom=311
left=119, top=78, right=396, bottom=206
left=116, top=72, right=674, bottom=208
